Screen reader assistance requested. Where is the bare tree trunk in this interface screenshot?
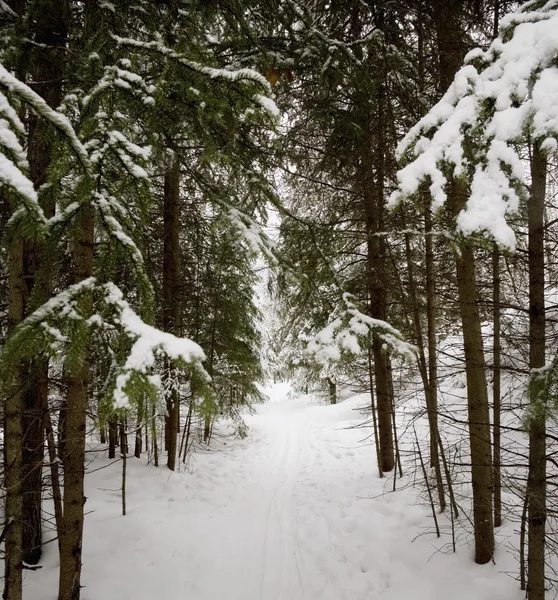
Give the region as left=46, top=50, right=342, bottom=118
left=327, top=378, right=337, bottom=405
left=44, top=407, right=63, bottom=556
left=204, top=413, right=211, bottom=444
left=99, top=424, right=106, bottom=445
left=120, top=419, right=127, bottom=517
left=526, top=142, right=547, bottom=600
left=162, top=154, right=181, bottom=471
left=492, top=244, right=502, bottom=528
left=182, top=402, right=194, bottom=463
left=424, top=199, right=439, bottom=468
left=367, top=346, right=383, bottom=479
left=404, top=234, right=445, bottom=511
left=364, top=129, right=394, bottom=474
left=451, top=181, right=494, bottom=564
left=21, top=369, right=45, bottom=565
left=134, top=397, right=143, bottom=458
left=108, top=419, right=117, bottom=460
left=152, top=404, right=159, bottom=468
left=457, top=242, right=494, bottom=563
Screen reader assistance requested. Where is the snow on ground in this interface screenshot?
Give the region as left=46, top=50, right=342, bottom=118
left=23, top=382, right=524, bottom=600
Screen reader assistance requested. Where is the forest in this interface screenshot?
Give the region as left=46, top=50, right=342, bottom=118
left=1, top=0, right=558, bottom=599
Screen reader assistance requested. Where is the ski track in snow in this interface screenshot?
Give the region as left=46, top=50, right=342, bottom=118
left=21, top=383, right=523, bottom=600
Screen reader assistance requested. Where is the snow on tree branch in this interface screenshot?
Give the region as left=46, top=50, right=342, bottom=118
left=0, top=63, right=91, bottom=172
left=389, top=0, right=558, bottom=249
left=228, top=207, right=279, bottom=265
left=0, top=88, right=47, bottom=227
left=111, top=35, right=279, bottom=120
left=0, top=277, right=208, bottom=410
left=306, top=293, right=416, bottom=366
left=103, top=283, right=208, bottom=409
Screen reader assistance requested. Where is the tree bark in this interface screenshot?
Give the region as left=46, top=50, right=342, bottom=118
left=19, top=0, right=68, bottom=566
left=362, top=9, right=394, bottom=473
left=108, top=419, right=117, bottom=460
left=4, top=235, right=24, bottom=600
left=526, top=141, right=547, bottom=600
left=58, top=200, right=94, bottom=600
left=327, top=378, right=337, bottom=405
left=404, top=234, right=445, bottom=511
left=424, top=199, right=439, bottom=468
left=433, top=0, right=493, bottom=564
left=451, top=182, right=494, bottom=564
left=162, top=154, right=181, bottom=471
left=492, top=244, right=502, bottom=528
left=456, top=240, right=494, bottom=563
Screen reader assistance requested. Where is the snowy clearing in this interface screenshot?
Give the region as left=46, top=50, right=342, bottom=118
left=24, top=383, right=522, bottom=600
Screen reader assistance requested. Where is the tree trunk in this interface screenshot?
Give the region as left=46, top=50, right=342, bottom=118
left=134, top=397, right=143, bottom=458
left=424, top=198, right=439, bottom=468
left=108, top=419, right=117, bottom=460
left=526, top=142, right=547, bottom=600
left=327, top=378, right=337, bottom=405
left=120, top=419, right=127, bottom=517
left=434, top=0, right=494, bottom=564
left=492, top=244, right=502, bottom=528
left=456, top=239, right=494, bottom=564
left=404, top=234, right=445, bottom=511
left=19, top=0, right=68, bottom=566
left=162, top=154, right=181, bottom=471
left=4, top=235, right=25, bottom=600
left=44, top=407, right=63, bottom=557
left=21, top=367, right=45, bottom=565
left=362, top=13, right=394, bottom=473
left=58, top=200, right=94, bottom=600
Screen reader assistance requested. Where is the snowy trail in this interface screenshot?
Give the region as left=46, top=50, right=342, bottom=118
left=23, top=384, right=523, bottom=600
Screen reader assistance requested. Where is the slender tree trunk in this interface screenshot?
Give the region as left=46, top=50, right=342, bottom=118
left=367, top=346, right=383, bottom=478
left=162, top=154, right=181, bottom=471
left=424, top=199, right=439, bottom=467
left=108, top=419, right=117, bottom=459
left=526, top=142, right=547, bottom=600
left=363, top=74, right=394, bottom=473
left=456, top=241, right=494, bottom=563
left=182, top=402, right=194, bottom=463
left=134, top=397, right=143, bottom=458
left=152, top=403, right=159, bottom=468
left=58, top=200, right=94, bottom=600
left=99, top=424, right=106, bottom=445
left=44, top=407, right=63, bottom=556
left=203, top=414, right=210, bottom=444
left=4, top=236, right=25, bottom=600
left=492, top=244, right=502, bottom=528
left=327, top=378, right=337, bottom=405
left=404, top=234, right=445, bottom=511
left=434, top=0, right=493, bottom=564
left=120, top=419, right=127, bottom=517
left=18, top=0, right=69, bottom=566
left=21, top=368, right=45, bottom=565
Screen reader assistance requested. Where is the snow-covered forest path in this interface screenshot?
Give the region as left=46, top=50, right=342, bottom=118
left=25, top=384, right=520, bottom=600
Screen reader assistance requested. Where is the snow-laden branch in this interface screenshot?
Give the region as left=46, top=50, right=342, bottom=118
left=306, top=293, right=416, bottom=366
left=389, top=0, right=558, bottom=249
left=0, top=64, right=91, bottom=172
left=228, top=207, right=278, bottom=265
left=103, top=283, right=208, bottom=408
left=111, top=35, right=279, bottom=121
left=0, top=89, right=48, bottom=228
left=1, top=278, right=208, bottom=410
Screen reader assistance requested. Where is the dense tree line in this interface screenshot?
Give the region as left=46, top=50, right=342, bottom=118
left=1, top=1, right=558, bottom=600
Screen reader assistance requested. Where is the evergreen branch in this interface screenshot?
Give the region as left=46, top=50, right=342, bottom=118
left=0, top=64, right=92, bottom=173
